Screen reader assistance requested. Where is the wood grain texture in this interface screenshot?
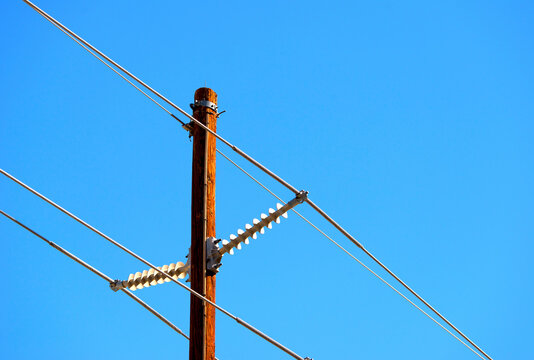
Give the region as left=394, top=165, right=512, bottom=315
left=189, top=88, right=217, bottom=360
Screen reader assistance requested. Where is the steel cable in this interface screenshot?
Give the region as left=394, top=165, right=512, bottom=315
left=0, top=168, right=307, bottom=360
left=303, top=198, right=493, bottom=360
left=23, top=0, right=296, bottom=194
left=216, top=149, right=485, bottom=360
left=22, top=2, right=492, bottom=358
left=27, top=4, right=184, bottom=125
left=0, top=209, right=189, bottom=340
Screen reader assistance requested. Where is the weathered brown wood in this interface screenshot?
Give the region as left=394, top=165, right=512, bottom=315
left=189, top=87, right=217, bottom=360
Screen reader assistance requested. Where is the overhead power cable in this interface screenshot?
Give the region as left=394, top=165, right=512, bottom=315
left=22, top=2, right=492, bottom=359
left=23, top=0, right=295, bottom=193
left=0, top=168, right=308, bottom=360
left=26, top=2, right=184, bottom=126
left=215, top=149, right=486, bottom=359
left=219, top=151, right=493, bottom=360
left=304, top=197, right=494, bottom=360
left=0, top=209, right=189, bottom=340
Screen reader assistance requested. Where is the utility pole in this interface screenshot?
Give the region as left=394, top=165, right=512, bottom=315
left=189, top=87, right=218, bottom=360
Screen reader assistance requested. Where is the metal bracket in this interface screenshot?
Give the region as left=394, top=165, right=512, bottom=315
left=182, top=122, right=193, bottom=132
left=109, top=279, right=125, bottom=292
left=190, top=99, right=218, bottom=112
left=206, top=237, right=222, bottom=274
left=182, top=122, right=194, bottom=140
left=296, top=190, right=309, bottom=204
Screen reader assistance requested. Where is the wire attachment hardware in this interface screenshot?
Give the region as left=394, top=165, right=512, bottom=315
left=182, top=121, right=193, bottom=132
left=184, top=101, right=220, bottom=137
left=109, top=279, right=125, bottom=292
left=190, top=99, right=218, bottom=112
left=181, top=121, right=194, bottom=140
left=115, top=236, right=221, bottom=292
left=206, top=237, right=223, bottom=274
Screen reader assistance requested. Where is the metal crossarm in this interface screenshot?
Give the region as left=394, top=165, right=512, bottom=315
left=219, top=190, right=308, bottom=256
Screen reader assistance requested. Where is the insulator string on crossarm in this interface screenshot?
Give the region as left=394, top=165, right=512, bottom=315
left=215, top=149, right=487, bottom=360
left=0, top=168, right=309, bottom=360
left=21, top=2, right=492, bottom=358
left=111, top=261, right=189, bottom=292
left=219, top=191, right=307, bottom=256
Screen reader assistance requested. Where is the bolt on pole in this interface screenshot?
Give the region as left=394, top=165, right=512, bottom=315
left=189, top=87, right=218, bottom=360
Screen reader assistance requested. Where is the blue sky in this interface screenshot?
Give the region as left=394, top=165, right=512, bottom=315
left=1, top=1, right=532, bottom=359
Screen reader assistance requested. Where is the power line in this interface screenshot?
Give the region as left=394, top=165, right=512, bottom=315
left=21, top=2, right=493, bottom=358
left=0, top=209, right=189, bottom=340
left=220, top=149, right=492, bottom=360
left=305, top=197, right=493, bottom=360
left=215, top=149, right=486, bottom=360
left=27, top=3, right=184, bottom=125
left=0, top=168, right=308, bottom=360
left=23, top=0, right=298, bottom=195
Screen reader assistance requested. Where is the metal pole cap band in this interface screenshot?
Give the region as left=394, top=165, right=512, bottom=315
left=190, top=99, right=218, bottom=112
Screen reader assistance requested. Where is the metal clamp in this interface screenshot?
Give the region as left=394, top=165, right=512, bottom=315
left=190, top=99, right=218, bottom=112
left=109, top=279, right=125, bottom=292
left=182, top=121, right=194, bottom=135
left=206, top=237, right=222, bottom=274
left=296, top=190, right=309, bottom=203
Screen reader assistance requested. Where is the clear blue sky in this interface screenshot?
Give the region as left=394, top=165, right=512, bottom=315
left=1, top=1, right=532, bottom=359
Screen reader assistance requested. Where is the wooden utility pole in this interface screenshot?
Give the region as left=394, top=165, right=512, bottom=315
left=189, top=87, right=218, bottom=360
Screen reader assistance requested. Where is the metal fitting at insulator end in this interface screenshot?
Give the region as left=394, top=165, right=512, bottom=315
left=109, top=279, right=126, bottom=292
left=295, top=190, right=309, bottom=203
left=206, top=237, right=223, bottom=274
